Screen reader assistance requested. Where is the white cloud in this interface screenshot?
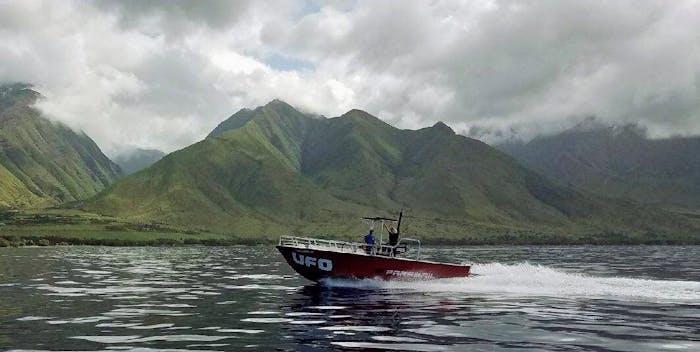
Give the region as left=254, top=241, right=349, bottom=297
left=1, top=0, right=698, bottom=155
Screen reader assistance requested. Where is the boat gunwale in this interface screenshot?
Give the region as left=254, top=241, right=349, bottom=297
left=276, top=244, right=470, bottom=268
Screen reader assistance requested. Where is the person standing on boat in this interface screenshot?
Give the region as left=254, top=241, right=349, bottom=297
left=364, top=229, right=375, bottom=254
left=364, top=229, right=375, bottom=245
left=388, top=227, right=399, bottom=246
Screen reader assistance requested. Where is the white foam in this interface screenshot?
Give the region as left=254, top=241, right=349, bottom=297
left=322, top=262, right=700, bottom=301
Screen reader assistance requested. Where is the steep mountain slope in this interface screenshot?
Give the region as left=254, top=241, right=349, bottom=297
left=499, top=122, right=700, bottom=209
left=0, top=83, right=122, bottom=208
left=0, top=163, right=45, bottom=208
left=114, top=148, right=166, bottom=175
left=85, top=101, right=700, bottom=241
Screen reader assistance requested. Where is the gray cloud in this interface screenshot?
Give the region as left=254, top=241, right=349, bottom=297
left=272, top=0, right=700, bottom=141
left=0, top=0, right=698, bottom=155
left=94, top=0, right=255, bottom=33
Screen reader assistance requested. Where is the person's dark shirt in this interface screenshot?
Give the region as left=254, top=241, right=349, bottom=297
left=364, top=233, right=375, bottom=245
left=389, top=231, right=399, bottom=246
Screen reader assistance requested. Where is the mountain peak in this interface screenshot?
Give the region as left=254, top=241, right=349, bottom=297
left=340, top=109, right=385, bottom=122
left=208, top=100, right=310, bottom=138
left=264, top=98, right=293, bottom=109
left=0, top=83, right=41, bottom=113
left=0, top=82, right=36, bottom=94
left=431, top=121, right=454, bottom=134
left=337, top=109, right=397, bottom=130
left=261, top=99, right=305, bottom=117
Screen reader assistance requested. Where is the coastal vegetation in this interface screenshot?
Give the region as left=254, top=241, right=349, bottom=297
left=0, top=209, right=249, bottom=247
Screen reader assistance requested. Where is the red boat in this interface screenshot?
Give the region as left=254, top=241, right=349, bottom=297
left=277, top=213, right=470, bottom=282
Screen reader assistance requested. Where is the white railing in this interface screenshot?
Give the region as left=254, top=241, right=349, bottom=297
left=279, top=236, right=361, bottom=253
left=279, top=235, right=421, bottom=259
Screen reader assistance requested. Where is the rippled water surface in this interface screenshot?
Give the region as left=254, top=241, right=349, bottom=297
left=1, top=246, right=699, bottom=351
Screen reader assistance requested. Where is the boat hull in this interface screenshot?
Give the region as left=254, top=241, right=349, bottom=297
left=277, top=245, right=470, bottom=282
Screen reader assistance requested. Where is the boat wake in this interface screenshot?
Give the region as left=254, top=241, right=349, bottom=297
left=321, top=262, right=700, bottom=301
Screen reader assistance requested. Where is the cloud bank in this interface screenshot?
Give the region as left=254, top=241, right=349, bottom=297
left=1, top=0, right=698, bottom=154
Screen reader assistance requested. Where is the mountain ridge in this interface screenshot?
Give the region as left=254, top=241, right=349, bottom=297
left=499, top=121, right=700, bottom=209
left=84, top=100, right=700, bottom=241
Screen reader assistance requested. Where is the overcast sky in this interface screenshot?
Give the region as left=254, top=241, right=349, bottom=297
left=1, top=0, right=698, bottom=155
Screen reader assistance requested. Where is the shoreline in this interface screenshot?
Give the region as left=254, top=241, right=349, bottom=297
left=2, top=233, right=699, bottom=247
left=3, top=209, right=700, bottom=247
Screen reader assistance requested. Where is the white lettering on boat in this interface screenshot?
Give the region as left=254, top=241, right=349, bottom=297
left=291, top=252, right=333, bottom=271
left=385, top=270, right=434, bottom=279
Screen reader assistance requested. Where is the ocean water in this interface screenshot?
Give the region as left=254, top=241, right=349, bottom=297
left=0, top=245, right=698, bottom=351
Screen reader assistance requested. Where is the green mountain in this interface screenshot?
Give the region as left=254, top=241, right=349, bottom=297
left=499, top=121, right=700, bottom=210
left=0, top=163, right=44, bottom=208
left=84, top=101, right=700, bottom=242
left=0, top=83, right=122, bottom=208
left=114, top=148, right=166, bottom=175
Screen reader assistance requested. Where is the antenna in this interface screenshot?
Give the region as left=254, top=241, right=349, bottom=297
left=396, top=209, right=403, bottom=235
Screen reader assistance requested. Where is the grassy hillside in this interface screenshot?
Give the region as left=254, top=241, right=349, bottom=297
left=499, top=121, right=700, bottom=210
left=84, top=101, right=700, bottom=243
left=0, top=163, right=46, bottom=208
left=0, top=83, right=122, bottom=208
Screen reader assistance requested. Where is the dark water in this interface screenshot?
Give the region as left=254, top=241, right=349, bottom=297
left=1, top=246, right=699, bottom=351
